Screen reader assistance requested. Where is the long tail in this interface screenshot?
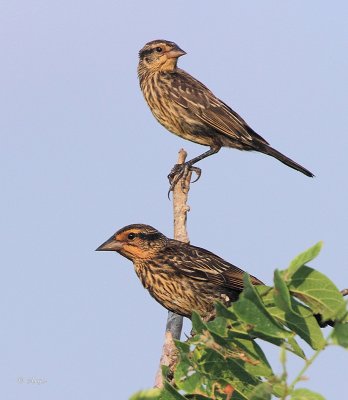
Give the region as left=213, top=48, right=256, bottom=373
left=261, top=145, right=314, bottom=177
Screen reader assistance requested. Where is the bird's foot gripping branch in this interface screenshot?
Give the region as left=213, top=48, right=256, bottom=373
left=131, top=242, right=348, bottom=400
left=167, top=162, right=201, bottom=196
left=167, top=147, right=220, bottom=195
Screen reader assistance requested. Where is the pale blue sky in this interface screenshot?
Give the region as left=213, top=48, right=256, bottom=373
left=1, top=1, right=347, bottom=399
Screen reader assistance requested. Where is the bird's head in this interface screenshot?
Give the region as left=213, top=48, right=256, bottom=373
left=138, top=40, right=186, bottom=74
left=96, top=224, right=167, bottom=261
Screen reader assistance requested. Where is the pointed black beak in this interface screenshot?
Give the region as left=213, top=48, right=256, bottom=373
left=95, top=235, right=124, bottom=252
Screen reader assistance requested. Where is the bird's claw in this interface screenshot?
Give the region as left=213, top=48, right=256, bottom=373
left=167, top=163, right=202, bottom=197
left=190, top=166, right=201, bottom=183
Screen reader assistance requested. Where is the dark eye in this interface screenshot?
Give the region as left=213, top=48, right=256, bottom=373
left=128, top=233, right=136, bottom=240
left=155, top=47, right=163, bottom=53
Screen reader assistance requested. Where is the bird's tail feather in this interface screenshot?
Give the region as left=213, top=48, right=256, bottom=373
left=261, top=145, right=314, bottom=177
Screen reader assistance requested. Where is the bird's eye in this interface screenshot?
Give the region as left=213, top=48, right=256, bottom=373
left=128, top=233, right=136, bottom=240
left=155, top=47, right=163, bottom=53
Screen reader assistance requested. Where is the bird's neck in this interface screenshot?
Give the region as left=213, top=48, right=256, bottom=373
left=138, top=61, right=178, bottom=84
left=161, top=58, right=178, bottom=72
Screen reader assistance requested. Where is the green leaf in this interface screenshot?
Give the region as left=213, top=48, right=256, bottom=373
left=237, top=287, right=308, bottom=357
left=288, top=265, right=346, bottom=321
left=191, top=311, right=206, bottom=334
left=205, top=316, right=228, bottom=337
left=222, top=331, right=273, bottom=377
left=215, top=300, right=238, bottom=319
left=274, top=269, right=301, bottom=317
left=286, top=337, right=306, bottom=359
left=162, top=381, right=187, bottom=399
left=215, top=301, right=251, bottom=335
left=174, top=361, right=205, bottom=393
left=286, top=242, right=323, bottom=279
left=129, top=388, right=162, bottom=400
left=332, top=322, right=348, bottom=348
left=190, top=328, right=273, bottom=377
left=290, top=388, right=326, bottom=400
left=249, top=382, right=272, bottom=400
left=192, top=347, right=261, bottom=397
left=228, top=391, right=247, bottom=400
left=233, top=274, right=291, bottom=339
left=271, top=273, right=326, bottom=350
left=174, top=340, right=190, bottom=356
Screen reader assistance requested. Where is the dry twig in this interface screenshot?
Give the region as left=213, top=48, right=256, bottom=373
left=154, top=149, right=192, bottom=388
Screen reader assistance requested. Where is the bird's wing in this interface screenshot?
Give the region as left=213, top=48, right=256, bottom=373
left=165, top=241, right=264, bottom=292
left=170, top=69, right=269, bottom=145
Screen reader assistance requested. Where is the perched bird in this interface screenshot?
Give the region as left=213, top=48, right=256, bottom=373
left=138, top=40, right=314, bottom=191
left=96, top=223, right=264, bottom=321
left=97, top=225, right=346, bottom=327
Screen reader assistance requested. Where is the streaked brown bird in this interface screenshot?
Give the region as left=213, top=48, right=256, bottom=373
left=138, top=40, right=314, bottom=191
left=96, top=223, right=264, bottom=321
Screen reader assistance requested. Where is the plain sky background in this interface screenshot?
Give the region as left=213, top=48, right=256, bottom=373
left=1, top=1, right=347, bottom=399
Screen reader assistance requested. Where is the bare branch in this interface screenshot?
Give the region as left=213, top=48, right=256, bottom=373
left=154, top=149, right=192, bottom=388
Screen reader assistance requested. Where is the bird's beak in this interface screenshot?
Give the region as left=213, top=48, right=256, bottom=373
left=166, top=46, right=186, bottom=59
left=95, top=236, right=124, bottom=252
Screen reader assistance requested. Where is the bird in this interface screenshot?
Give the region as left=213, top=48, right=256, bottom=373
left=137, top=40, right=314, bottom=192
left=96, top=224, right=346, bottom=327
left=96, top=223, right=264, bottom=321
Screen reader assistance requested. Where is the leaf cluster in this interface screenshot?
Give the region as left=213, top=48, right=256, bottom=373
left=131, top=243, right=348, bottom=400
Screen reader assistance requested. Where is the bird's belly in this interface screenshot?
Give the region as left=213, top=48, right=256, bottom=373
left=152, top=107, right=216, bottom=147
left=135, top=264, right=217, bottom=318
left=151, top=282, right=215, bottom=318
